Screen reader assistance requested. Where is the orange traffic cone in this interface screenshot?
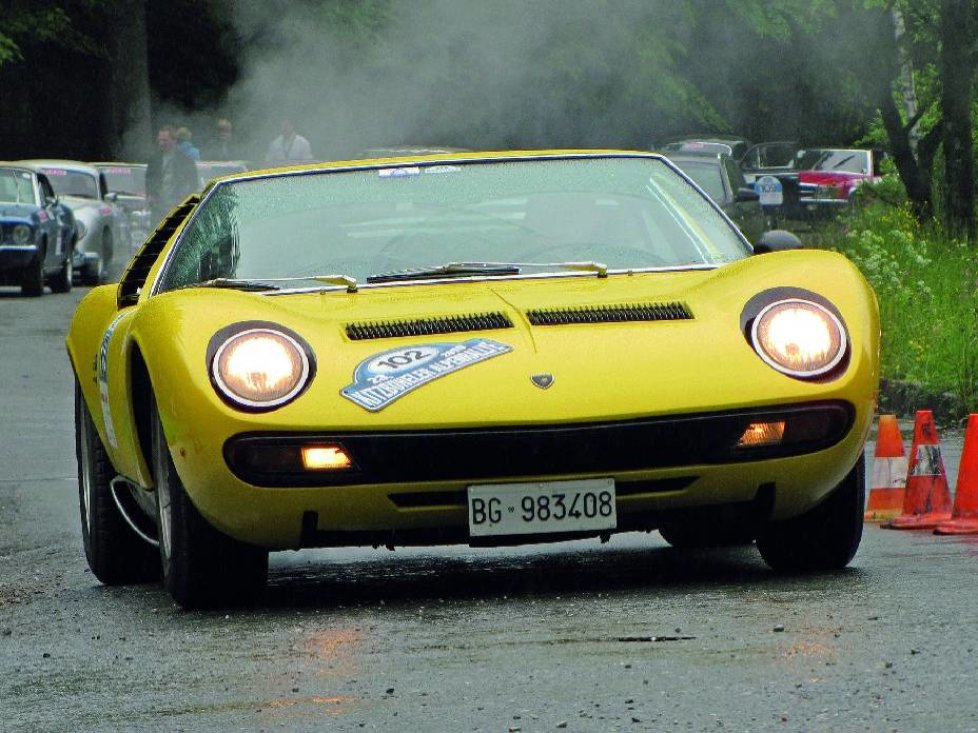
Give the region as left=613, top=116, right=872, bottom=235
left=864, top=414, right=908, bottom=522
left=935, top=413, right=978, bottom=535
left=885, top=410, right=953, bottom=530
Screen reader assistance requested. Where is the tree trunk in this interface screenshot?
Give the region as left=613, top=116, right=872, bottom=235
left=104, top=0, right=152, bottom=160
left=939, top=0, right=976, bottom=242
left=880, top=94, right=933, bottom=220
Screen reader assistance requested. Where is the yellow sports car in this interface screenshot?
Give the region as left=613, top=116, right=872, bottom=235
left=67, top=151, right=880, bottom=609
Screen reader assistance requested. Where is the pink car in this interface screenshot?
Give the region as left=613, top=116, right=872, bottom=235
left=795, top=148, right=884, bottom=213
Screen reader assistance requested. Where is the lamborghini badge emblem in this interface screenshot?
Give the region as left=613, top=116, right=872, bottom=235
left=531, top=374, right=554, bottom=389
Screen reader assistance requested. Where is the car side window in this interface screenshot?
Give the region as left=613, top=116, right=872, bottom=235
left=725, top=157, right=747, bottom=190
left=40, top=177, right=56, bottom=205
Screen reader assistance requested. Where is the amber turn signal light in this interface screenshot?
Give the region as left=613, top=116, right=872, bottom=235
left=301, top=445, right=353, bottom=471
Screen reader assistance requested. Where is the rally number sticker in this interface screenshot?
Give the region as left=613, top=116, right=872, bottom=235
left=341, top=339, right=512, bottom=411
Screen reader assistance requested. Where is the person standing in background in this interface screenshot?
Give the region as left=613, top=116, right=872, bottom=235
left=211, top=118, right=242, bottom=160
left=145, top=126, right=199, bottom=225
left=175, top=127, right=201, bottom=161
left=265, top=118, right=313, bottom=165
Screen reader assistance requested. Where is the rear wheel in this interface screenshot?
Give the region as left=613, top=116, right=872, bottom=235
left=75, top=382, right=160, bottom=584
left=756, top=453, right=865, bottom=572
left=151, top=396, right=268, bottom=609
left=50, top=251, right=73, bottom=293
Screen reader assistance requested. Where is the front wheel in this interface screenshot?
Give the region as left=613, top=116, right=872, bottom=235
left=21, top=252, right=44, bottom=297
left=50, top=251, right=73, bottom=293
left=75, top=382, right=159, bottom=584
left=756, top=453, right=865, bottom=572
left=151, top=396, right=268, bottom=609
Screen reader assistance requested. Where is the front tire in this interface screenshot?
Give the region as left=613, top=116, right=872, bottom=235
left=75, top=382, right=159, bottom=584
left=50, top=252, right=73, bottom=293
left=21, top=251, right=44, bottom=297
left=81, top=254, right=103, bottom=286
left=756, top=453, right=865, bottom=572
left=151, top=396, right=268, bottom=609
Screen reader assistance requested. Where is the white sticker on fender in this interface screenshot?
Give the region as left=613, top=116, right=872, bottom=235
left=97, top=313, right=127, bottom=449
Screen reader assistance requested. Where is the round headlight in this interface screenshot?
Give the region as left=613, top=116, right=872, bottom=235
left=212, top=328, right=311, bottom=409
left=751, top=299, right=846, bottom=378
left=12, top=224, right=32, bottom=244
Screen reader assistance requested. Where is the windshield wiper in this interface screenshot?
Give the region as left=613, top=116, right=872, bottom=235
left=186, top=274, right=360, bottom=293
left=189, top=278, right=281, bottom=292
left=367, top=262, right=521, bottom=283
left=366, top=260, right=608, bottom=283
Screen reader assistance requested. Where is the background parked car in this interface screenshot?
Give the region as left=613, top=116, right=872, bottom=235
left=18, top=160, right=130, bottom=284
left=793, top=148, right=885, bottom=216
left=739, top=141, right=799, bottom=183
left=657, top=136, right=753, bottom=162
left=666, top=152, right=767, bottom=243
left=0, top=164, right=75, bottom=295
left=93, top=162, right=151, bottom=250
left=196, top=160, right=249, bottom=191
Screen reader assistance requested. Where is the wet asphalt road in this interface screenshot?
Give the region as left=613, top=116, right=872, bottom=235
left=2, top=287, right=977, bottom=733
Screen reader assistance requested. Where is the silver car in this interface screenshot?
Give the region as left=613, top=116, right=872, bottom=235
left=17, top=160, right=130, bottom=284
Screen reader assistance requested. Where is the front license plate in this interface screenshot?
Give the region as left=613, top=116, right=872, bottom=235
left=468, top=478, right=616, bottom=537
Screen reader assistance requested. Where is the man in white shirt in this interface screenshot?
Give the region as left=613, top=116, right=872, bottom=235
left=265, top=118, right=313, bottom=165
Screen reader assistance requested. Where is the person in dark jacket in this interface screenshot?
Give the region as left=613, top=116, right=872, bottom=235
left=145, top=125, right=199, bottom=225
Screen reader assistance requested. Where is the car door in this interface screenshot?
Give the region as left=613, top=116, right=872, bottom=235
left=37, top=174, right=65, bottom=267
left=724, top=156, right=765, bottom=242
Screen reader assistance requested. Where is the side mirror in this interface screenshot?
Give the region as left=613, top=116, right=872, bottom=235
left=753, top=229, right=803, bottom=254
left=735, top=186, right=760, bottom=203
left=105, top=192, right=119, bottom=203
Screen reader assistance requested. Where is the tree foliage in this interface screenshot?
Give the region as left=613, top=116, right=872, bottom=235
left=1, top=0, right=976, bottom=240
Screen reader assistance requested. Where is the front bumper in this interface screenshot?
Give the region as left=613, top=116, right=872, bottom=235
left=170, top=399, right=869, bottom=550
left=0, top=245, right=39, bottom=282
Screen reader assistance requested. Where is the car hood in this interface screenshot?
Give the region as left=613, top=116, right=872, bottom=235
left=131, top=249, right=880, bottom=431
left=59, top=195, right=107, bottom=212
left=0, top=203, right=40, bottom=221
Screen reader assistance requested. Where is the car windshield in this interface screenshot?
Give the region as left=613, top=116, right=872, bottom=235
left=158, top=156, right=750, bottom=292
left=0, top=169, right=38, bottom=205
left=99, top=166, right=145, bottom=196
left=796, top=150, right=869, bottom=174
left=669, top=160, right=725, bottom=202
left=41, top=168, right=100, bottom=198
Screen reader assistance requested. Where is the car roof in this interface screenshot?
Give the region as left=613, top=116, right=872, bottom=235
left=91, top=161, right=147, bottom=168
left=17, top=159, right=101, bottom=175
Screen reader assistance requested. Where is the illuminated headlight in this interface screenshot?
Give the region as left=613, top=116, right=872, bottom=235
left=12, top=224, right=32, bottom=244
left=212, top=328, right=312, bottom=410
left=751, top=299, right=846, bottom=378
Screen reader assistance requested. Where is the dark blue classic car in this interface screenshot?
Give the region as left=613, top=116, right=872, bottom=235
left=0, top=165, right=76, bottom=296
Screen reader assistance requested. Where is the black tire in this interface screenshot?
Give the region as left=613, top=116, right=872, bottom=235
left=151, top=396, right=268, bottom=609
left=658, top=521, right=755, bottom=549
left=50, top=250, right=73, bottom=293
left=21, top=251, right=44, bottom=297
left=756, top=453, right=865, bottom=572
left=75, top=382, right=160, bottom=584
left=81, top=255, right=103, bottom=286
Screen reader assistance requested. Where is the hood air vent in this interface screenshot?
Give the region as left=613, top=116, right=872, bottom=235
left=527, top=302, right=692, bottom=326
left=346, top=312, right=513, bottom=340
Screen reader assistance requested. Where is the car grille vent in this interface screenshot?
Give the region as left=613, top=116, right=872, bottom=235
left=346, top=312, right=514, bottom=340
left=526, top=301, right=693, bottom=326
left=117, top=196, right=200, bottom=308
